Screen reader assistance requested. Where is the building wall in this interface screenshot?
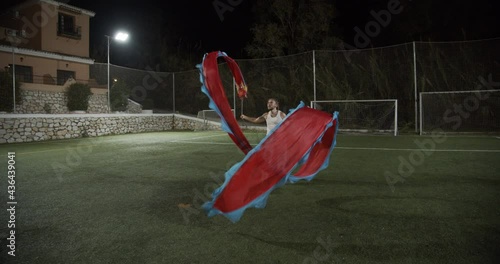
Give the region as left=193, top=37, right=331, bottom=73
left=0, top=4, right=43, bottom=50
left=40, top=2, right=90, bottom=58
left=0, top=52, right=90, bottom=82
left=0, top=2, right=91, bottom=57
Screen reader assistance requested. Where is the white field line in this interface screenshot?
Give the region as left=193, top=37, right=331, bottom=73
left=12, top=144, right=100, bottom=155
left=169, top=141, right=234, bottom=145
left=335, top=146, right=500, bottom=152
left=169, top=133, right=228, bottom=142
left=167, top=141, right=500, bottom=153
left=6, top=133, right=228, bottom=155
left=9, top=136, right=500, bottom=155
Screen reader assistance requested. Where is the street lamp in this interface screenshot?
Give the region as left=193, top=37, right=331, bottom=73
left=106, top=31, right=129, bottom=112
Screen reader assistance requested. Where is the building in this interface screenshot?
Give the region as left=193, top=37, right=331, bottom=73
left=0, top=0, right=108, bottom=113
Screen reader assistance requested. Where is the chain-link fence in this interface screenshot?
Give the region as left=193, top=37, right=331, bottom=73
left=415, top=39, right=500, bottom=93
left=315, top=44, right=414, bottom=129
left=90, top=63, right=174, bottom=113
left=87, top=37, right=499, bottom=132
left=415, top=39, right=500, bottom=133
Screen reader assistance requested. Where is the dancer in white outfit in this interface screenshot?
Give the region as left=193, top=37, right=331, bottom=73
left=240, top=98, right=286, bottom=135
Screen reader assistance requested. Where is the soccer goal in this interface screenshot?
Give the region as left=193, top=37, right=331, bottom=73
left=196, top=109, right=235, bottom=130
left=310, top=99, right=398, bottom=136
left=197, top=109, right=235, bottom=121
left=419, top=89, right=500, bottom=135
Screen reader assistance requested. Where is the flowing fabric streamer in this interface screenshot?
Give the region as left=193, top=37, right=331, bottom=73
left=197, top=51, right=339, bottom=222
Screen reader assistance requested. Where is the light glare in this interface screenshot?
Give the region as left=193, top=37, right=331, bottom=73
left=114, top=32, right=129, bottom=42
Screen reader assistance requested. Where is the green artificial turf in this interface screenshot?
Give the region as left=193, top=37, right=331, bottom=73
left=0, top=131, right=499, bottom=263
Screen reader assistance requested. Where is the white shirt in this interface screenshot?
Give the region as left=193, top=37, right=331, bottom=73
left=265, top=110, right=284, bottom=135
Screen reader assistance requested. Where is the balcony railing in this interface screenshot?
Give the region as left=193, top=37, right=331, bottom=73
left=12, top=74, right=106, bottom=88
left=57, top=25, right=81, bottom=39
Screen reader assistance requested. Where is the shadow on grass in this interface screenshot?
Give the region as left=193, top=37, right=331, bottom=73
left=235, top=232, right=319, bottom=253
left=316, top=195, right=485, bottom=219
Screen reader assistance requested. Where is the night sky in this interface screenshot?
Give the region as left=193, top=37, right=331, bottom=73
left=69, top=0, right=254, bottom=59
left=2, top=0, right=499, bottom=70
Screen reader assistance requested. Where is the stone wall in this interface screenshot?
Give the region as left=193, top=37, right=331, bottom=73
left=15, top=89, right=109, bottom=114
left=16, top=90, right=66, bottom=114
left=88, top=93, right=109, bottom=113
left=0, top=114, right=222, bottom=144
left=173, top=115, right=221, bottom=131
left=15, top=89, right=143, bottom=114
left=127, top=99, right=143, bottom=113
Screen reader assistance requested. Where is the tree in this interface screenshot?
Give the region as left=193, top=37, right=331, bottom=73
left=110, top=79, right=130, bottom=112
left=383, top=0, right=499, bottom=44
left=158, top=36, right=204, bottom=72
left=240, top=0, right=342, bottom=112
left=246, top=0, right=341, bottom=57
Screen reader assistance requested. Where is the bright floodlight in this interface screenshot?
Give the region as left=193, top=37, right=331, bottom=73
left=114, top=32, right=129, bottom=42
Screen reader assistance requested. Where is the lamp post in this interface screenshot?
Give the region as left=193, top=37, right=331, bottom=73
left=106, top=31, right=129, bottom=113
left=12, top=46, right=16, bottom=113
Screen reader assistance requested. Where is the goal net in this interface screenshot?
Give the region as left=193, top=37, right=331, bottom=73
left=196, top=109, right=235, bottom=130
left=197, top=109, right=235, bottom=121
left=311, top=100, right=398, bottom=136
left=419, top=90, right=500, bottom=135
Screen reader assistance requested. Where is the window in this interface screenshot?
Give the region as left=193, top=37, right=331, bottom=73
left=57, top=13, right=81, bottom=39
left=8, top=64, right=33, bottom=83
left=57, top=70, right=75, bottom=85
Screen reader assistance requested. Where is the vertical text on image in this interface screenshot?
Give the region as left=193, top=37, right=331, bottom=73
left=7, top=152, right=17, bottom=257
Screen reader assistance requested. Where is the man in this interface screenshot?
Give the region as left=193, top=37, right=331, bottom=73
left=240, top=98, right=286, bottom=135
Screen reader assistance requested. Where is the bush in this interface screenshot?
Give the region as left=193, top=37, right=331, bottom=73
left=0, top=71, right=22, bottom=112
left=110, top=80, right=130, bottom=112
left=66, top=83, right=92, bottom=111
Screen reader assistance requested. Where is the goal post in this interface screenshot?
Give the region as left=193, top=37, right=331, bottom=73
left=310, top=99, right=398, bottom=136
left=195, top=109, right=235, bottom=130
left=196, top=109, right=235, bottom=129
left=419, top=89, right=500, bottom=135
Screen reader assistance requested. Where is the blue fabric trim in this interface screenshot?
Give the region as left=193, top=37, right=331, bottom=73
left=198, top=51, right=340, bottom=223
left=202, top=103, right=340, bottom=223
left=197, top=58, right=232, bottom=135
left=288, top=111, right=339, bottom=183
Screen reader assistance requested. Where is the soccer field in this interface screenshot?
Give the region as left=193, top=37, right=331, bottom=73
left=0, top=131, right=499, bottom=263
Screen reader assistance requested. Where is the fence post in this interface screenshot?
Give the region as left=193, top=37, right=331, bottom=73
left=413, top=41, right=418, bottom=134
left=419, top=92, right=423, bottom=136
left=12, top=46, right=16, bottom=113
left=172, top=72, right=175, bottom=113
left=394, top=99, right=398, bottom=136
left=313, top=50, right=317, bottom=104
left=233, top=77, right=236, bottom=117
